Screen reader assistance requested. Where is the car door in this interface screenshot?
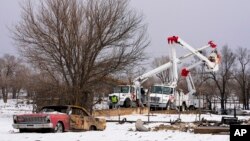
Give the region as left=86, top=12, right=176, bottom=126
left=69, top=107, right=87, bottom=130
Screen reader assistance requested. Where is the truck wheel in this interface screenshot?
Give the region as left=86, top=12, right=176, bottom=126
left=181, top=103, right=187, bottom=111
left=189, top=105, right=195, bottom=110
left=109, top=104, right=113, bottom=109
left=123, top=98, right=131, bottom=108
left=54, top=122, right=64, bottom=133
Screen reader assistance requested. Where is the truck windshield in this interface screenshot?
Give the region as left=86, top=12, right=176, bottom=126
left=150, top=86, right=173, bottom=95
left=113, top=86, right=130, bottom=93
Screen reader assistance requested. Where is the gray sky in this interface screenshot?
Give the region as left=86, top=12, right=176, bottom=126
left=0, top=0, right=20, bottom=56
left=1, top=0, right=250, bottom=65
left=130, top=0, right=250, bottom=58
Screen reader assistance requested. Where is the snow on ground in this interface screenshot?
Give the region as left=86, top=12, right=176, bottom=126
left=0, top=99, right=33, bottom=118
left=1, top=99, right=249, bottom=141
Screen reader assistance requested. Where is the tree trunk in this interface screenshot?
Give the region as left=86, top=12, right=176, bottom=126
left=206, top=96, right=212, bottom=110
left=2, top=88, right=8, bottom=103
left=80, top=92, right=94, bottom=114
left=246, top=92, right=249, bottom=110
left=224, top=99, right=227, bottom=110
left=12, top=88, right=17, bottom=99
left=220, top=99, right=225, bottom=110
left=247, top=88, right=250, bottom=110
left=27, top=90, right=32, bottom=98
left=242, top=94, right=246, bottom=110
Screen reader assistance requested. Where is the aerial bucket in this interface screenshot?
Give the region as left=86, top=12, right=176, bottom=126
left=205, top=50, right=221, bottom=72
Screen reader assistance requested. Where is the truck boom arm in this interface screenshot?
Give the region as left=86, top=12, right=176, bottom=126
left=133, top=36, right=220, bottom=107
left=133, top=37, right=218, bottom=84
left=168, top=36, right=219, bottom=72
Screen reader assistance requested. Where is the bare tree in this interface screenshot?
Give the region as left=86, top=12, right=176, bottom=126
left=209, top=45, right=236, bottom=110
left=0, top=54, right=22, bottom=103
left=151, top=56, right=170, bottom=84
left=234, top=47, right=250, bottom=109
left=11, top=64, right=30, bottom=99
left=247, top=72, right=250, bottom=108
left=12, top=0, right=149, bottom=110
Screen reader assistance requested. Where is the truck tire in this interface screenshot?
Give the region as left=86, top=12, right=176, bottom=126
left=123, top=98, right=131, bottom=108
left=109, top=104, right=113, bottom=109
left=181, top=103, right=187, bottom=111
left=189, top=105, right=196, bottom=110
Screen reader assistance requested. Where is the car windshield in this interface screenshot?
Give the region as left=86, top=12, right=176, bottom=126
left=150, top=86, right=173, bottom=95
left=113, top=86, right=130, bottom=93
left=40, top=106, right=68, bottom=114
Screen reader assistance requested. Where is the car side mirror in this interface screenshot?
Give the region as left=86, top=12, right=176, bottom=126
left=68, top=110, right=72, bottom=115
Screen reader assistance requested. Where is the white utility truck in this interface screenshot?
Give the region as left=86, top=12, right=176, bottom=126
left=109, top=36, right=221, bottom=109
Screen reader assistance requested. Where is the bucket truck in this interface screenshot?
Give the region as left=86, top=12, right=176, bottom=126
left=108, top=36, right=220, bottom=109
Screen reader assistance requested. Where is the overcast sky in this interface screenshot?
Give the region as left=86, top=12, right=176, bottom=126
left=1, top=0, right=250, bottom=66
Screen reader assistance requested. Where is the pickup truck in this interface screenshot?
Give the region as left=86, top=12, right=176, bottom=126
left=12, top=105, right=106, bottom=133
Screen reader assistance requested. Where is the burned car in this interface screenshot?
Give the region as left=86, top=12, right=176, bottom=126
left=12, top=105, right=106, bottom=133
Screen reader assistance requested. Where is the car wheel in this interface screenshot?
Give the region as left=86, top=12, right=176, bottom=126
left=54, top=122, right=64, bottom=133
left=89, top=125, right=97, bottom=131
left=19, top=129, right=27, bottom=133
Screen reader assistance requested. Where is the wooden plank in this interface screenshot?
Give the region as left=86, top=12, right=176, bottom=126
left=93, top=107, right=149, bottom=116
left=194, top=126, right=229, bottom=134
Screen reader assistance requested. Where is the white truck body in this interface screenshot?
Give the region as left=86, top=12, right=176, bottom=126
left=149, top=85, right=204, bottom=109
left=174, top=92, right=204, bottom=109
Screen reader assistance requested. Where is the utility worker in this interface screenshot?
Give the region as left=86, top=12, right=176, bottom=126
left=111, top=95, right=118, bottom=109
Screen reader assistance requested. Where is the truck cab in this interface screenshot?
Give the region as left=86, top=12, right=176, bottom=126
left=149, top=85, right=204, bottom=110
left=108, top=85, right=135, bottom=108
left=149, top=84, right=175, bottom=109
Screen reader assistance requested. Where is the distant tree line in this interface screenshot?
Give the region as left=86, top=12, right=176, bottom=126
left=1, top=45, right=249, bottom=111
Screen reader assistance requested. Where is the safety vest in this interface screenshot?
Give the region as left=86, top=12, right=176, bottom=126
left=111, top=95, right=118, bottom=104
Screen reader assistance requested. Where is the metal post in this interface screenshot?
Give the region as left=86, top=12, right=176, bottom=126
left=178, top=90, right=181, bottom=120
left=148, top=91, right=150, bottom=123
left=118, top=93, right=120, bottom=123
left=234, top=106, right=236, bottom=118
left=198, top=93, right=201, bottom=121
left=118, top=105, right=120, bottom=123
